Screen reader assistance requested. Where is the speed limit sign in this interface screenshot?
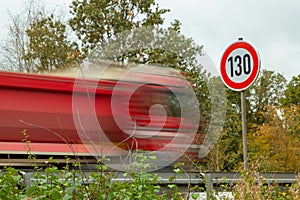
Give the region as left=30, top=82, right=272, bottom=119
left=220, top=40, right=260, bottom=91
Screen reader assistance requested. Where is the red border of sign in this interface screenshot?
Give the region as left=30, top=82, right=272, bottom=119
left=220, top=41, right=260, bottom=91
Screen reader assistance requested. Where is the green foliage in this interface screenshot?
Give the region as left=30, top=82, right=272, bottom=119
left=0, top=154, right=299, bottom=199
left=282, top=74, right=300, bottom=106
left=202, top=88, right=243, bottom=171
left=0, top=153, right=195, bottom=200
left=0, top=0, right=81, bottom=73
left=25, top=14, right=80, bottom=72
left=205, top=70, right=298, bottom=172
left=69, top=0, right=170, bottom=54
left=68, top=0, right=208, bottom=122
left=0, top=167, right=25, bottom=200
left=248, top=69, right=287, bottom=126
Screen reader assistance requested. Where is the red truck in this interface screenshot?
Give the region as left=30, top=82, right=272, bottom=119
left=0, top=66, right=199, bottom=165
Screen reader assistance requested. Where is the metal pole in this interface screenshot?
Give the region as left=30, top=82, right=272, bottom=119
left=241, top=90, right=248, bottom=170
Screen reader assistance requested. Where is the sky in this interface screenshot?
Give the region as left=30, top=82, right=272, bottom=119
left=156, top=0, right=300, bottom=80
left=0, top=0, right=299, bottom=80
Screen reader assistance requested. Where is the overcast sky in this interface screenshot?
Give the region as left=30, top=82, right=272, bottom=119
left=0, top=0, right=299, bottom=80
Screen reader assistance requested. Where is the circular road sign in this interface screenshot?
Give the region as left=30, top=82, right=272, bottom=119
left=220, top=40, right=260, bottom=91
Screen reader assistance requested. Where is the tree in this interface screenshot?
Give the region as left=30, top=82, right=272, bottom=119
left=68, top=0, right=218, bottom=170
left=69, top=0, right=170, bottom=55
left=282, top=74, right=300, bottom=106
left=0, top=0, right=46, bottom=72
left=24, top=14, right=80, bottom=72
left=0, top=0, right=80, bottom=73
left=68, top=0, right=211, bottom=130
left=249, top=105, right=300, bottom=171
left=203, top=70, right=287, bottom=171
left=203, top=88, right=244, bottom=171
left=248, top=70, right=287, bottom=126
left=69, top=0, right=203, bottom=71
left=244, top=71, right=300, bottom=171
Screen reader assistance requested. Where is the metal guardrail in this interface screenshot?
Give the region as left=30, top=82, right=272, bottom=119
left=20, top=170, right=298, bottom=190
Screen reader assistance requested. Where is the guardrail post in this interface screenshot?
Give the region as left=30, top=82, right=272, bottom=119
left=23, top=172, right=33, bottom=191
left=205, top=173, right=213, bottom=198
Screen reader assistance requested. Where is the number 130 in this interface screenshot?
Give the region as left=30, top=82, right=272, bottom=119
left=227, top=54, right=251, bottom=77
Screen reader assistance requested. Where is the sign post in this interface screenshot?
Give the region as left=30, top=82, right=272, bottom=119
left=241, top=90, right=248, bottom=170
left=220, top=38, right=260, bottom=170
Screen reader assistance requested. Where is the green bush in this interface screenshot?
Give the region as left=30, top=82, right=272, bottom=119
left=1, top=153, right=299, bottom=199
left=0, top=152, right=196, bottom=200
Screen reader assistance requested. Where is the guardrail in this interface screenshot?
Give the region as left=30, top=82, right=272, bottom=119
left=21, top=170, right=298, bottom=189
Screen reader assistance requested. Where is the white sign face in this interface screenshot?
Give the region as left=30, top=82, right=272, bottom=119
left=225, top=48, right=252, bottom=83
left=220, top=41, right=260, bottom=91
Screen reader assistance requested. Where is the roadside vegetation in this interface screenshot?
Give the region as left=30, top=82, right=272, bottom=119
left=0, top=154, right=299, bottom=199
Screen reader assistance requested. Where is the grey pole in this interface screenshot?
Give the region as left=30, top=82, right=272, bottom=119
left=241, top=90, right=248, bottom=170
left=237, top=37, right=248, bottom=170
